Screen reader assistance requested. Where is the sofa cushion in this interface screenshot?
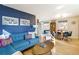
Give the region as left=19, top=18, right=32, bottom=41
left=12, top=33, right=25, bottom=42
left=0, top=45, right=16, bottom=55
left=11, top=40, right=30, bottom=51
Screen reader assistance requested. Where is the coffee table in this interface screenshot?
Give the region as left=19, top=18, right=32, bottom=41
left=32, top=40, right=54, bottom=55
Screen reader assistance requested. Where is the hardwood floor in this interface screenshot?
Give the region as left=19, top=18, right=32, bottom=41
left=22, top=38, right=79, bottom=55
left=22, top=41, right=54, bottom=55
left=55, top=39, right=79, bottom=55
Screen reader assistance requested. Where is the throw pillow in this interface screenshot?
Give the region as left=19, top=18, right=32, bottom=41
left=4, top=36, right=13, bottom=45
left=25, top=34, right=32, bottom=40
left=0, top=34, right=5, bottom=39
left=28, top=32, right=35, bottom=38
left=0, top=39, right=6, bottom=47
left=3, top=29, right=11, bottom=39
left=0, top=36, right=13, bottom=47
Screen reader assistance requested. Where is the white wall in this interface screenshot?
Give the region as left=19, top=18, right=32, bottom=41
left=37, top=21, right=50, bottom=36
left=56, top=16, right=79, bottom=39
left=41, top=22, right=50, bottom=31
left=56, top=19, right=68, bottom=31
left=67, top=16, right=79, bottom=39
left=37, top=22, right=41, bottom=36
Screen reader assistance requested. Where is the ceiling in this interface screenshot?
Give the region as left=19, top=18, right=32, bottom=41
left=4, top=4, right=79, bottom=21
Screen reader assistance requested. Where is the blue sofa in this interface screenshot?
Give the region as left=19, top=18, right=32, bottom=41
left=0, top=33, right=39, bottom=55
left=0, top=45, right=16, bottom=55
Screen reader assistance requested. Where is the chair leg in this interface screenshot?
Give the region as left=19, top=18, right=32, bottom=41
left=68, top=37, right=72, bottom=41
left=64, top=37, right=68, bottom=41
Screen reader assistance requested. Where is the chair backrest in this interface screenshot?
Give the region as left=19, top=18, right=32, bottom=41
left=63, top=31, right=72, bottom=37
left=57, top=32, right=61, bottom=35
left=68, top=31, right=72, bottom=36
left=63, top=32, right=69, bottom=37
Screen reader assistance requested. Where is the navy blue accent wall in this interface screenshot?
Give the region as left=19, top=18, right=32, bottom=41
left=0, top=5, right=35, bottom=34
left=0, top=14, right=2, bottom=34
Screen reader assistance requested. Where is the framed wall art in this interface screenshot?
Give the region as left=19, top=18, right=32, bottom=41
left=2, top=16, right=19, bottom=26
left=20, top=19, right=30, bottom=26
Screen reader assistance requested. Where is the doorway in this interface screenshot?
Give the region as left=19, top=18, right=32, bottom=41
left=50, top=21, right=56, bottom=33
